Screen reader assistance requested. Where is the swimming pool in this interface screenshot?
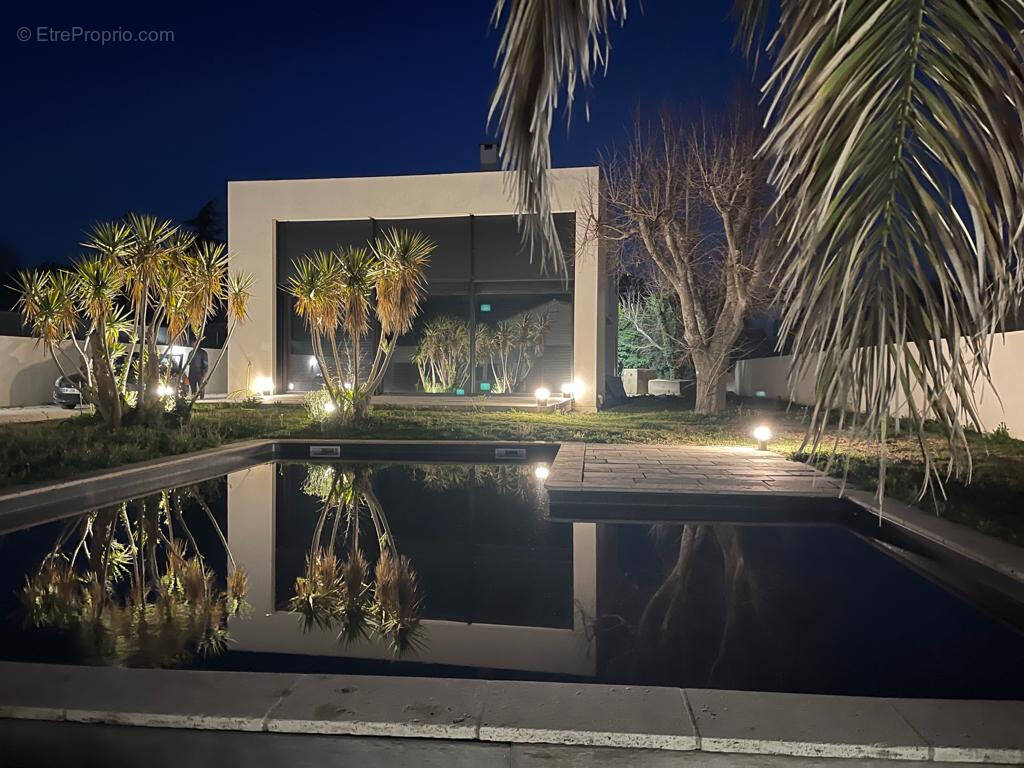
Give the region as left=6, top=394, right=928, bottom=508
left=2, top=455, right=1022, bottom=700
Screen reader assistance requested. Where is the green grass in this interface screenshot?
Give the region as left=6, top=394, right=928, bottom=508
left=1, top=397, right=1022, bottom=546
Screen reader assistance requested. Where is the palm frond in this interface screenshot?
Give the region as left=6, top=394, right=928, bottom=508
left=371, top=228, right=434, bottom=335
left=489, top=0, right=626, bottom=273
left=741, top=0, right=1024, bottom=499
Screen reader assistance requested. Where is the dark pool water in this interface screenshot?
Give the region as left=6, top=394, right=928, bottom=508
left=2, top=460, right=1023, bottom=699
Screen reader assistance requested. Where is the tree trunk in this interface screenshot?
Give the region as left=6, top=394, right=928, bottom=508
left=693, top=352, right=729, bottom=414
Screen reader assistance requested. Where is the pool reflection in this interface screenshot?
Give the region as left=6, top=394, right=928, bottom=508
left=228, top=462, right=598, bottom=676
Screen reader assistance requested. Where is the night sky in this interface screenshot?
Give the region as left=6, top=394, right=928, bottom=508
left=1, top=2, right=744, bottom=268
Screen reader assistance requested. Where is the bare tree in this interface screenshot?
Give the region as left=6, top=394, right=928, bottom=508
left=600, top=111, right=775, bottom=413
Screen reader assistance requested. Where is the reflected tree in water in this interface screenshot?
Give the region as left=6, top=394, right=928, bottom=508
left=413, top=462, right=545, bottom=507
left=592, top=523, right=788, bottom=689
left=289, top=464, right=425, bottom=655
left=20, top=482, right=248, bottom=667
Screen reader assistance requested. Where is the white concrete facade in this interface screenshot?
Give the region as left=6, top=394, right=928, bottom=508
left=227, top=168, right=608, bottom=411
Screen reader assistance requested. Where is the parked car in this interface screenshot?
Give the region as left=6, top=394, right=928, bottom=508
left=52, top=374, right=85, bottom=409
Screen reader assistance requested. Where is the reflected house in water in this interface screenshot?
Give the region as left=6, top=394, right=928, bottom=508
left=227, top=461, right=598, bottom=677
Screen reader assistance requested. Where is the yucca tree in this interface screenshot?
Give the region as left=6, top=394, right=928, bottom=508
left=414, top=315, right=472, bottom=392
left=14, top=213, right=253, bottom=429
left=286, top=228, right=434, bottom=423
left=490, top=0, right=1024, bottom=500
left=477, top=310, right=551, bottom=393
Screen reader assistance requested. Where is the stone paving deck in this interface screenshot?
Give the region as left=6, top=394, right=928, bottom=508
left=546, top=443, right=846, bottom=520
left=2, top=663, right=1022, bottom=764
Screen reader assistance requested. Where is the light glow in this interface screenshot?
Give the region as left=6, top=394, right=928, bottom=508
left=752, top=425, right=773, bottom=450
left=156, top=384, right=174, bottom=398
left=561, top=378, right=585, bottom=398
left=324, top=401, right=337, bottom=414
left=534, top=464, right=550, bottom=480
left=535, top=387, right=551, bottom=405
left=252, top=376, right=274, bottom=396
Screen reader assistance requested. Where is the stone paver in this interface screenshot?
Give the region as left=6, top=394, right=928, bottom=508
left=579, top=444, right=842, bottom=497
left=890, top=699, right=1024, bottom=764
left=266, top=674, right=487, bottom=739
left=546, top=443, right=846, bottom=520
left=480, top=681, right=697, bottom=750
left=511, top=744, right=954, bottom=768
left=0, top=404, right=83, bottom=424
left=0, top=662, right=297, bottom=731
left=687, top=688, right=930, bottom=761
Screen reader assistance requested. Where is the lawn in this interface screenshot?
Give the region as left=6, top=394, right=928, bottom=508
left=1, top=397, right=1022, bottom=546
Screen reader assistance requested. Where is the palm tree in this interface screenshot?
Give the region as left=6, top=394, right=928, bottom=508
left=286, top=228, right=434, bottom=423
left=489, top=0, right=1024, bottom=500
left=15, top=214, right=253, bottom=429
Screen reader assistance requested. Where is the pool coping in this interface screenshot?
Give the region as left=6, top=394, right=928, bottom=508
left=0, top=662, right=1021, bottom=763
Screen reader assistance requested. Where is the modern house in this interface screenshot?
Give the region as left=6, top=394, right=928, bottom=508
left=227, top=167, right=614, bottom=411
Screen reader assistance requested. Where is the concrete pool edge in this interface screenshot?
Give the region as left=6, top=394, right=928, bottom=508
left=1, top=662, right=1022, bottom=763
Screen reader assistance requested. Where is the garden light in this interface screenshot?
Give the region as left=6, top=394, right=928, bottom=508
left=534, top=464, right=550, bottom=480
left=752, top=425, right=773, bottom=451
left=156, top=383, right=174, bottom=398
left=535, top=387, right=550, bottom=405
left=324, top=401, right=336, bottom=414
left=252, top=376, right=274, bottom=397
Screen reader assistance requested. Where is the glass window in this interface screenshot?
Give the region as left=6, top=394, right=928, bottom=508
left=474, top=294, right=572, bottom=395
left=276, top=216, right=576, bottom=395
left=382, top=295, right=471, bottom=394
left=472, top=213, right=576, bottom=281
left=374, top=216, right=470, bottom=282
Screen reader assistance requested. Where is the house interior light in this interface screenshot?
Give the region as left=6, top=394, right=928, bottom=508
left=252, top=376, right=274, bottom=397
left=534, top=464, right=550, bottom=480
left=535, top=387, right=551, bottom=406
left=752, top=425, right=773, bottom=450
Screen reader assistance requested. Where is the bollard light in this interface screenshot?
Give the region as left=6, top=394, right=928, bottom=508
left=534, top=464, right=550, bottom=480
left=752, top=425, right=773, bottom=451
left=252, top=376, right=274, bottom=397
left=535, top=387, right=551, bottom=406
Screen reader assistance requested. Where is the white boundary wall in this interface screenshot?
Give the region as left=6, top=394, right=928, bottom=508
left=733, top=330, right=1024, bottom=438
left=0, top=336, right=226, bottom=408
